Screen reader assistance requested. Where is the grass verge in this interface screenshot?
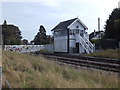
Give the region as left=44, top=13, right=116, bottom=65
left=87, top=49, right=119, bottom=59
left=2, top=51, right=119, bottom=88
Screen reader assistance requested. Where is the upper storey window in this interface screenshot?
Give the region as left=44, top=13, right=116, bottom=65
left=76, top=29, right=79, bottom=34
left=80, top=30, right=84, bottom=37
left=54, top=30, right=67, bottom=37
left=69, top=29, right=75, bottom=35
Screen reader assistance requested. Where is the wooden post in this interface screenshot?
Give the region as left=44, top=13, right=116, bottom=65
left=0, top=28, right=2, bottom=49
left=119, top=41, right=120, bottom=52
left=0, top=27, right=2, bottom=67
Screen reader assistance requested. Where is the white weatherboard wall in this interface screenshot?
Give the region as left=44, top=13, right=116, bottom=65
left=69, top=21, right=86, bottom=53
left=69, top=21, right=84, bottom=30
left=54, top=36, right=68, bottom=52
left=79, top=44, right=85, bottom=53
left=44, top=44, right=53, bottom=53
left=69, top=35, right=76, bottom=53
left=69, top=35, right=75, bottom=47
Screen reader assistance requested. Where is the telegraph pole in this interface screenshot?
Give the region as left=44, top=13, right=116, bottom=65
left=0, top=25, right=3, bottom=50
left=0, top=27, right=2, bottom=50
left=118, top=1, right=120, bottom=8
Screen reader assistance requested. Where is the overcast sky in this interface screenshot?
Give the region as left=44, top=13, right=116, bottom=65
left=0, top=0, right=120, bottom=41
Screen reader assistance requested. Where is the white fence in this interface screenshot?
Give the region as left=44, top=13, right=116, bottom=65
left=4, top=44, right=53, bottom=53
left=44, top=44, right=53, bottom=53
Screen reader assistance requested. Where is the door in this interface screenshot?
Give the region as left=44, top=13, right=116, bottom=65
left=76, top=43, right=79, bottom=53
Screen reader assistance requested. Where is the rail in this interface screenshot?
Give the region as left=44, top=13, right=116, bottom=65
left=41, top=53, right=120, bottom=73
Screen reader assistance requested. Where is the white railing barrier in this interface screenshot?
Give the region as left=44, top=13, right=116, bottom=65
left=79, top=36, right=92, bottom=53
left=83, top=36, right=94, bottom=48
left=76, top=34, right=94, bottom=54
left=83, top=36, right=94, bottom=52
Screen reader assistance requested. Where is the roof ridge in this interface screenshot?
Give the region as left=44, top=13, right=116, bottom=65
left=61, top=18, right=77, bottom=23
left=51, top=18, right=88, bottom=31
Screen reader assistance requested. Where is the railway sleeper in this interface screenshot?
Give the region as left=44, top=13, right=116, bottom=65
left=43, top=55, right=120, bottom=73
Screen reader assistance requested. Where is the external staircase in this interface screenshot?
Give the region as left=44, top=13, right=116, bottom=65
left=75, top=34, right=94, bottom=54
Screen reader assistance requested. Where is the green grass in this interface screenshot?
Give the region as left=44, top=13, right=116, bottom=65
left=2, top=51, right=119, bottom=88
left=87, top=49, right=120, bottom=59
left=34, top=49, right=51, bottom=54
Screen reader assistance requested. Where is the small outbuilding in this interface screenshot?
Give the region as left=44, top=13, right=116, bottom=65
left=51, top=18, right=94, bottom=54
left=89, top=30, right=105, bottom=40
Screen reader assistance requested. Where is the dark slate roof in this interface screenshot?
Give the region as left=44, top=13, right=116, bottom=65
left=51, top=18, right=77, bottom=31
left=89, top=31, right=104, bottom=40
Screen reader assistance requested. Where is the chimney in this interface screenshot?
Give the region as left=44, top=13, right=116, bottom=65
left=98, top=18, right=100, bottom=32
left=3, top=20, right=7, bottom=25
left=118, top=1, right=120, bottom=8
left=94, top=30, right=96, bottom=36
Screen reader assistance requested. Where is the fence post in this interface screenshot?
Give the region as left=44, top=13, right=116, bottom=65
left=119, top=41, right=120, bottom=51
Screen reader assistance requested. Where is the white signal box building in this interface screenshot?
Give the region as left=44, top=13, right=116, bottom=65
left=51, top=18, right=94, bottom=54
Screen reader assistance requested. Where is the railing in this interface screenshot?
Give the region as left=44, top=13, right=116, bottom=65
left=79, top=36, right=91, bottom=53
left=83, top=36, right=94, bottom=52
left=76, top=34, right=94, bottom=54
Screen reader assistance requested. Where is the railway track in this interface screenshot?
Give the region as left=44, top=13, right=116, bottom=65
left=41, top=53, right=120, bottom=73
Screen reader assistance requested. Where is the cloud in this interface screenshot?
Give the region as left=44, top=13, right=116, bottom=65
left=0, top=2, right=2, bottom=24
left=1, top=0, right=120, bottom=41
left=1, top=0, right=60, bottom=8
left=42, top=0, right=59, bottom=7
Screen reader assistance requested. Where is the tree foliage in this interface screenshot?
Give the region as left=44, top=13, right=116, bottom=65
left=1, top=20, right=22, bottom=45
left=33, top=25, right=53, bottom=45
left=104, top=8, right=120, bottom=41
left=22, top=39, right=29, bottom=45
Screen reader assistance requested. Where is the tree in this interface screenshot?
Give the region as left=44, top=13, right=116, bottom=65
left=114, top=19, right=120, bottom=41
left=22, top=39, right=29, bottom=45
left=1, top=20, right=22, bottom=45
left=100, top=8, right=120, bottom=49
left=46, top=35, right=54, bottom=44
left=34, top=25, right=47, bottom=45
left=104, top=8, right=120, bottom=41
left=33, top=25, right=54, bottom=45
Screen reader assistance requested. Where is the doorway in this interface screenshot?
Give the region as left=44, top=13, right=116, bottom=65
left=76, top=43, right=79, bottom=53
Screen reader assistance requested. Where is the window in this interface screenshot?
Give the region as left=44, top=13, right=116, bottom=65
left=69, top=29, right=75, bottom=35
left=80, top=30, right=84, bottom=37
left=76, top=26, right=79, bottom=28
left=76, top=29, right=79, bottom=34
left=54, top=30, right=67, bottom=37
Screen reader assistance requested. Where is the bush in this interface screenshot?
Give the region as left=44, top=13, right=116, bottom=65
left=87, top=49, right=119, bottom=59
left=35, top=49, right=49, bottom=54
left=90, top=39, right=99, bottom=44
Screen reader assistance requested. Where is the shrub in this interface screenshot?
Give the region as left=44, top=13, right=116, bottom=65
left=34, top=49, right=49, bottom=54
left=87, top=49, right=119, bottom=59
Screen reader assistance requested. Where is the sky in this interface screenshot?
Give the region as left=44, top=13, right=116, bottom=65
left=0, top=0, right=120, bottom=41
